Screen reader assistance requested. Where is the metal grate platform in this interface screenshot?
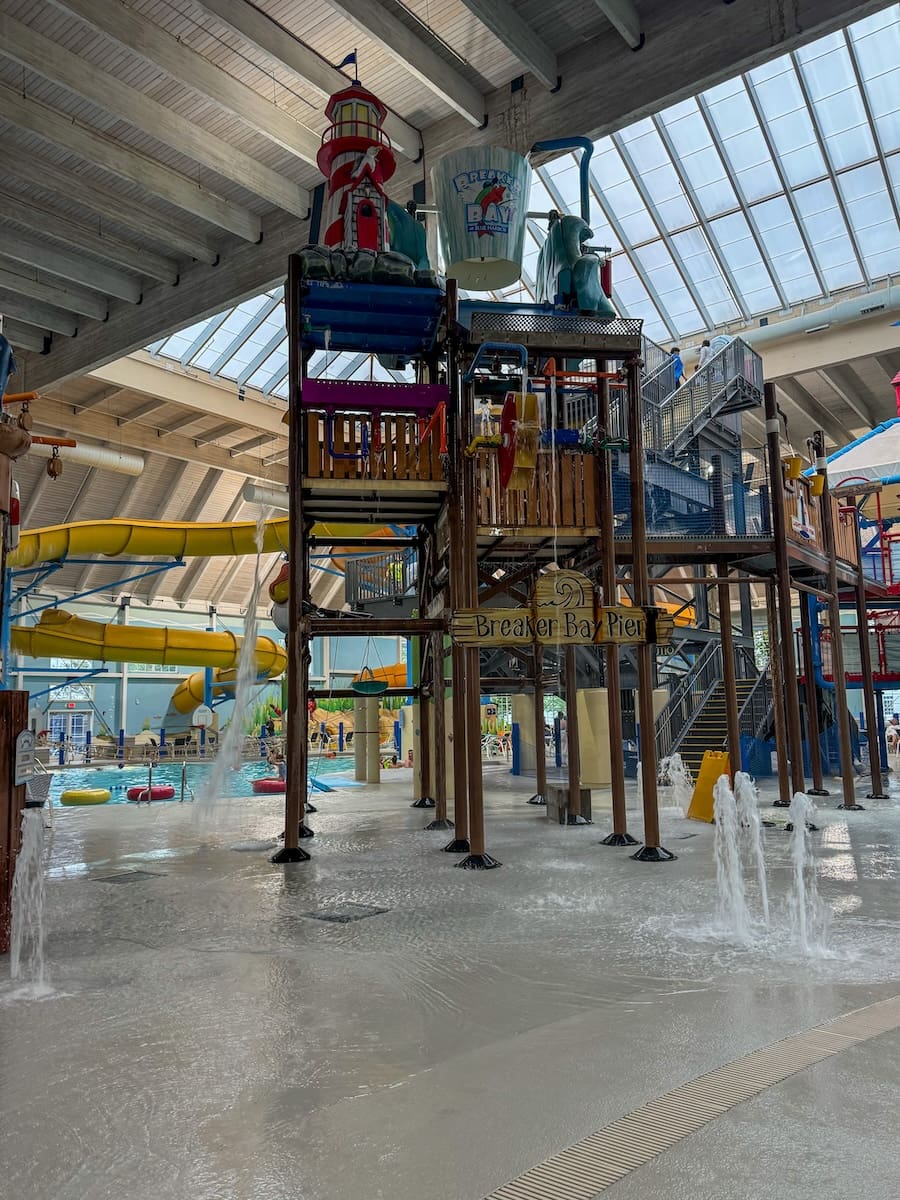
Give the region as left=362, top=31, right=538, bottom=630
left=468, top=310, right=643, bottom=354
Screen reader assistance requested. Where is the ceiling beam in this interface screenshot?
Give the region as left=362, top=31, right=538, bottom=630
left=90, top=353, right=287, bottom=436
left=115, top=400, right=169, bottom=426
left=0, top=145, right=219, bottom=266
left=73, top=470, right=148, bottom=592
left=0, top=13, right=309, bottom=221
left=230, top=434, right=280, bottom=455
left=0, top=82, right=260, bottom=243
left=0, top=290, right=77, bottom=338
left=775, top=378, right=847, bottom=447
left=21, top=467, right=54, bottom=527
left=0, top=227, right=142, bottom=304
left=0, top=260, right=108, bottom=322
left=32, top=394, right=288, bottom=483
left=3, top=319, right=48, bottom=354
left=323, top=0, right=486, bottom=125
left=16, top=209, right=301, bottom=391
left=875, top=354, right=900, bottom=385
left=456, top=0, right=557, bottom=88
left=593, top=0, right=643, bottom=50
left=48, top=0, right=321, bottom=169
left=78, top=385, right=127, bottom=411
left=175, top=485, right=245, bottom=603
left=815, top=365, right=876, bottom=428
left=0, top=191, right=178, bottom=285
left=61, top=466, right=98, bottom=524
left=190, top=0, right=422, bottom=158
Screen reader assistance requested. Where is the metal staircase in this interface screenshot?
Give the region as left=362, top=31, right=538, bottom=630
left=642, top=337, right=763, bottom=459
left=655, top=641, right=772, bottom=773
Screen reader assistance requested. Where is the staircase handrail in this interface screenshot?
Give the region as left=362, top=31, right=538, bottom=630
left=656, top=641, right=722, bottom=759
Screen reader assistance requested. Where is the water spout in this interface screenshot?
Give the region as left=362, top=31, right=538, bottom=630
left=734, top=771, right=770, bottom=926
left=660, top=752, right=693, bottom=816
left=9, top=809, right=47, bottom=991
left=713, top=775, right=752, bottom=942
left=788, top=791, right=830, bottom=955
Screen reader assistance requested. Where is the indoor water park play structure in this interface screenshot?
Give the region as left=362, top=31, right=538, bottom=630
left=0, top=75, right=893, bottom=901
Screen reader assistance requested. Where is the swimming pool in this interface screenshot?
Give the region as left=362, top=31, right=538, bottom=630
left=50, top=754, right=355, bottom=805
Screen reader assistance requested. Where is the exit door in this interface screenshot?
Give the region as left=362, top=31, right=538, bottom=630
left=49, top=711, right=92, bottom=745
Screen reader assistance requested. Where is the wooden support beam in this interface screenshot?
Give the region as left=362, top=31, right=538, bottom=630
left=0, top=190, right=178, bottom=285
left=456, top=0, right=558, bottom=88
left=0, top=226, right=141, bottom=304
left=323, top=0, right=486, bottom=125
left=0, top=82, right=261, bottom=243
left=191, top=0, right=422, bottom=158
left=48, top=0, right=322, bottom=168
left=0, top=12, right=310, bottom=219
left=0, top=260, right=108, bottom=321
left=0, top=289, right=77, bottom=338
left=32, top=395, right=287, bottom=483
left=0, top=145, right=219, bottom=266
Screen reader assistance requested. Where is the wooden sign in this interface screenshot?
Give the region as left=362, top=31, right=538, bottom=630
left=451, top=570, right=674, bottom=646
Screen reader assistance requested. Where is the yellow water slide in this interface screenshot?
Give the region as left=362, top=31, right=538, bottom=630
left=8, top=517, right=291, bottom=569
left=11, top=610, right=287, bottom=714
left=7, top=517, right=397, bottom=569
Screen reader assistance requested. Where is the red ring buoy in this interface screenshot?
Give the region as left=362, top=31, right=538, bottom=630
left=252, top=778, right=286, bottom=794
left=126, top=785, right=176, bottom=802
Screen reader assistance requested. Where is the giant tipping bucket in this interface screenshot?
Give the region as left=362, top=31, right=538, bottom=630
left=431, top=147, right=532, bottom=290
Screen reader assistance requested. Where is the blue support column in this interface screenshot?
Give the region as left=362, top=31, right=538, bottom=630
left=511, top=722, right=521, bottom=775
left=338, top=721, right=344, bottom=751
left=85, top=729, right=92, bottom=763
left=159, top=727, right=167, bottom=759
left=118, top=728, right=125, bottom=761
left=553, top=714, right=562, bottom=768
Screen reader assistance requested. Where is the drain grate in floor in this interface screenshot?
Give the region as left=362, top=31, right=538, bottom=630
left=485, top=993, right=900, bottom=1199
left=95, top=870, right=166, bottom=884
left=303, top=903, right=389, bottom=923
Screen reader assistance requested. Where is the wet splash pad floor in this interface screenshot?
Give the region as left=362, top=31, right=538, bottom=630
left=2, top=768, right=899, bottom=1200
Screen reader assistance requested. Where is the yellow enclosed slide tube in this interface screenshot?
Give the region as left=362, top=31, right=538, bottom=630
left=7, top=518, right=394, bottom=570
left=8, top=517, right=290, bottom=570
left=11, top=611, right=286, bottom=714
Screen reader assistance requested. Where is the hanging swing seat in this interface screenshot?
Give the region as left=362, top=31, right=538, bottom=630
left=351, top=666, right=388, bottom=696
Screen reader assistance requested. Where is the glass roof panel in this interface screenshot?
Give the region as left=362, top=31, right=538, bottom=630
left=148, top=9, right=900, bottom=386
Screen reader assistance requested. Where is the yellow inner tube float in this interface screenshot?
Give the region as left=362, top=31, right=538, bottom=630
left=60, top=788, right=111, bottom=806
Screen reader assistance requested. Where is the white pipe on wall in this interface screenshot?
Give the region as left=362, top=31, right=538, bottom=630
left=30, top=442, right=144, bottom=475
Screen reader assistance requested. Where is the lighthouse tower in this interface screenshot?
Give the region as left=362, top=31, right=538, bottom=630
left=316, top=83, right=397, bottom=254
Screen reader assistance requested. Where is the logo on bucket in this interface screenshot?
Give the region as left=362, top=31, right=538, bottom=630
left=453, top=168, right=522, bottom=239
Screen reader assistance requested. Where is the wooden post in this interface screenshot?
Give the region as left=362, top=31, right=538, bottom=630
left=427, top=629, right=451, bottom=829
left=353, top=696, right=366, bottom=780
left=626, top=358, right=672, bottom=861
left=763, top=382, right=806, bottom=801
left=798, top=593, right=829, bottom=796
left=0, top=691, right=28, bottom=955
left=273, top=252, right=310, bottom=862
left=417, top=683, right=433, bottom=800
left=815, top=433, right=863, bottom=811
left=365, top=696, right=381, bottom=783
left=529, top=643, right=548, bottom=805
left=766, top=582, right=792, bottom=806
left=597, top=364, right=636, bottom=845
left=717, top=567, right=742, bottom=780
left=847, top=496, right=887, bottom=799
left=443, top=278, right=471, bottom=855
left=564, top=645, right=586, bottom=821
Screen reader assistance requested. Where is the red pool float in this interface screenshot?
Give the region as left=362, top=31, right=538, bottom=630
left=252, top=777, right=286, bottom=794
left=127, top=784, right=176, bottom=802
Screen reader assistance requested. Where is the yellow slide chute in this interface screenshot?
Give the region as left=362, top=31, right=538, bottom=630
left=10, top=610, right=286, bottom=715
left=8, top=517, right=290, bottom=569
left=7, top=518, right=393, bottom=570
